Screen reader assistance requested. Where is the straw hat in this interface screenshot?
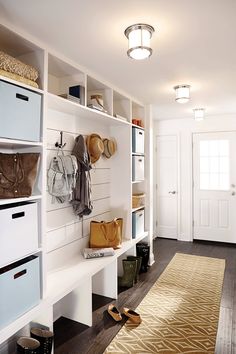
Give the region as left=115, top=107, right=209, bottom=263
left=87, top=134, right=104, bottom=163
left=103, top=138, right=117, bottom=158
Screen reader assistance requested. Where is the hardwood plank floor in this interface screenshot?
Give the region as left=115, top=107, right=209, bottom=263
left=54, top=238, right=236, bottom=354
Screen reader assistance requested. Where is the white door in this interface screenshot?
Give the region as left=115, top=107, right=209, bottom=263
left=156, top=135, right=178, bottom=239
left=193, top=132, right=236, bottom=243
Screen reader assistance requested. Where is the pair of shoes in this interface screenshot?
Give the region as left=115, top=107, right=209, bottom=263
left=118, top=256, right=142, bottom=288
left=107, top=304, right=142, bottom=324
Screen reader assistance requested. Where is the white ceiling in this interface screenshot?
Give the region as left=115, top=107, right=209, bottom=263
left=0, top=0, right=236, bottom=120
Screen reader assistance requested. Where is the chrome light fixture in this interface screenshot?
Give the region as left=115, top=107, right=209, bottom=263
left=174, top=84, right=191, bottom=104
left=193, top=108, right=205, bottom=121
left=124, top=23, right=155, bottom=60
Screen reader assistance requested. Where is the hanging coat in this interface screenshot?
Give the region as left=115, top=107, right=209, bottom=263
left=71, top=134, right=93, bottom=217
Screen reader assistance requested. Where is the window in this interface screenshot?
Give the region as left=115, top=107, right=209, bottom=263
left=199, top=140, right=229, bottom=190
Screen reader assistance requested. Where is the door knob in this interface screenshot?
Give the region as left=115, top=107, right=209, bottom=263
left=168, top=191, right=176, bottom=194
left=232, top=191, right=235, bottom=196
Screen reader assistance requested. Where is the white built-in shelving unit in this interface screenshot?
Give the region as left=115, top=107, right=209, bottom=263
left=0, top=21, right=153, bottom=353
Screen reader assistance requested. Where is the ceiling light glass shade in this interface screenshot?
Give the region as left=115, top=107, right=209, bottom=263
left=193, top=108, right=205, bottom=121
left=174, top=84, right=191, bottom=103
left=124, top=24, right=155, bottom=60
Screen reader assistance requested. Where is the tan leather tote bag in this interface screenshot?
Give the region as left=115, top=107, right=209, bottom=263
left=89, top=218, right=123, bottom=249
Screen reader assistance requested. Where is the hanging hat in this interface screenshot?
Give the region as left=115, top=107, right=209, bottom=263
left=103, top=138, right=117, bottom=158
left=87, top=134, right=104, bottom=163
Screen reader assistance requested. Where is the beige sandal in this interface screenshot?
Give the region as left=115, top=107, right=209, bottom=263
left=123, top=307, right=142, bottom=324
left=108, top=304, right=122, bottom=322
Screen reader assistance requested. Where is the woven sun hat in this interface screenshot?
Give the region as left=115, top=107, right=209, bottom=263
left=103, top=138, right=117, bottom=158
left=87, top=133, right=104, bottom=164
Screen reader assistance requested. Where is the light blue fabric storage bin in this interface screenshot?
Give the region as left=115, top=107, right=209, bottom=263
left=132, top=208, right=145, bottom=239
left=132, top=127, right=145, bottom=154
left=132, top=155, right=145, bottom=181
left=0, top=80, right=41, bottom=142
left=0, top=255, right=40, bottom=329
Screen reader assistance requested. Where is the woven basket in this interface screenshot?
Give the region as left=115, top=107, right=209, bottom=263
left=0, top=51, right=39, bottom=81
left=132, top=193, right=145, bottom=208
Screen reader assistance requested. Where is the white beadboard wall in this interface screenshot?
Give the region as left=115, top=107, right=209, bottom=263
left=46, top=108, right=112, bottom=272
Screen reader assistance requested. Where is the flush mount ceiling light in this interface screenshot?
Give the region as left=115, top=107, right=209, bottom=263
left=124, top=23, right=155, bottom=60
left=174, top=84, right=191, bottom=104
left=193, top=108, right=205, bottom=121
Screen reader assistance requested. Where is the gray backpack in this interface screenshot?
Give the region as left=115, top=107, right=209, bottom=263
left=47, top=152, right=78, bottom=203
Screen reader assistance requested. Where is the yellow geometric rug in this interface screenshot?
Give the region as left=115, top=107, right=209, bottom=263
left=104, top=253, right=225, bottom=354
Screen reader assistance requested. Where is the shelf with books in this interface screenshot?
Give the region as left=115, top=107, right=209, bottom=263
left=87, top=75, right=112, bottom=116
left=48, top=53, right=86, bottom=105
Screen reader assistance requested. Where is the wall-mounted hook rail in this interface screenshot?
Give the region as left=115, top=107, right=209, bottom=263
left=55, top=131, right=66, bottom=148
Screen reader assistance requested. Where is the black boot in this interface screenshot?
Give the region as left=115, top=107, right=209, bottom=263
left=118, top=259, right=137, bottom=288
left=136, top=243, right=150, bottom=272
left=30, top=328, right=54, bottom=354
left=126, top=256, right=142, bottom=282
left=17, top=337, right=40, bottom=354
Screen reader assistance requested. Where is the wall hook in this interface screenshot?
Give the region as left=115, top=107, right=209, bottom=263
left=55, top=131, right=66, bottom=148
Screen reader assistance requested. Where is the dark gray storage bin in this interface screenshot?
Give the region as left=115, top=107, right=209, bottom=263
left=0, top=255, right=40, bottom=329
left=0, top=80, right=41, bottom=142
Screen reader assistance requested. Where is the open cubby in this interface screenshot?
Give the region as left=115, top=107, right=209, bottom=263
left=48, top=54, right=86, bottom=105
left=113, top=90, right=131, bottom=122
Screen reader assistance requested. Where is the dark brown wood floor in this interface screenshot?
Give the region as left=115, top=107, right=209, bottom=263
left=54, top=238, right=236, bottom=354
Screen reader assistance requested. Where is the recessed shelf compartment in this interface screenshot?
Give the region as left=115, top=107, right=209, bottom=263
left=48, top=53, right=86, bottom=105
left=113, top=90, right=131, bottom=122
left=0, top=24, right=45, bottom=90
left=87, top=75, right=112, bottom=116
left=132, top=101, right=145, bottom=128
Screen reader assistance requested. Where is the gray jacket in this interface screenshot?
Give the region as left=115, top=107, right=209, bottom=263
left=71, top=135, right=93, bottom=217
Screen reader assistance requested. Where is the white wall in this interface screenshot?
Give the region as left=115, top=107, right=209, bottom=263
left=153, top=114, right=236, bottom=242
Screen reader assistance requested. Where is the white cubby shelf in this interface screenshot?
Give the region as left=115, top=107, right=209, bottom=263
left=0, top=20, right=153, bottom=352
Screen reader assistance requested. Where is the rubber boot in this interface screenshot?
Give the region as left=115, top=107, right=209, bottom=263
left=136, top=243, right=150, bottom=273
left=118, top=259, right=137, bottom=288
left=126, top=256, right=142, bottom=283
left=30, top=328, right=54, bottom=354
left=17, top=337, right=40, bottom=354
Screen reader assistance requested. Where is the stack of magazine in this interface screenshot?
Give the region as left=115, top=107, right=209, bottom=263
left=58, top=93, right=81, bottom=104
left=83, top=247, right=115, bottom=259
left=87, top=104, right=107, bottom=113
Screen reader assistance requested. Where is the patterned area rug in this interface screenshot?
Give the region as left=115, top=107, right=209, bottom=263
left=104, top=253, right=225, bottom=354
